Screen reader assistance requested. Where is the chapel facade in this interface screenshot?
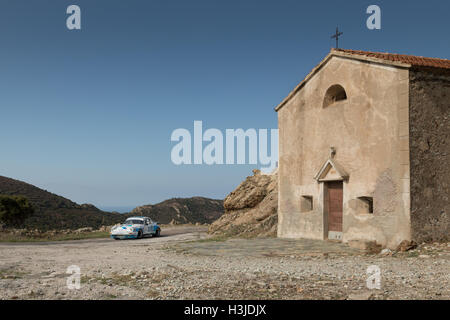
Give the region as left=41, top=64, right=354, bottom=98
left=276, top=49, right=450, bottom=249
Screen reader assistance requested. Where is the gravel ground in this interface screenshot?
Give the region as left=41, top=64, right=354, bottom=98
left=0, top=226, right=448, bottom=300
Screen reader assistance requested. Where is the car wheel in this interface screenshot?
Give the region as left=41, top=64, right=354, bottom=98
left=137, top=230, right=143, bottom=239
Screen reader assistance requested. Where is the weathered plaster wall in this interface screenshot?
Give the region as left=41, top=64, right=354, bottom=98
left=409, top=68, right=450, bottom=242
left=277, top=56, right=411, bottom=249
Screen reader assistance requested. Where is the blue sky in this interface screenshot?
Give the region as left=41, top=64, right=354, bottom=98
left=0, top=0, right=448, bottom=210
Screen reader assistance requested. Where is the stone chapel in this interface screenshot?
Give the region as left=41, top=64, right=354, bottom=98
left=276, top=49, right=450, bottom=248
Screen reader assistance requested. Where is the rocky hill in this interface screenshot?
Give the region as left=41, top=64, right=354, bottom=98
left=0, top=175, right=225, bottom=230
left=208, top=169, right=278, bottom=238
left=0, top=176, right=122, bottom=230
left=127, top=197, right=224, bottom=224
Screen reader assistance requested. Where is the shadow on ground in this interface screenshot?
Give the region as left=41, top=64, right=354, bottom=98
left=169, top=237, right=363, bottom=258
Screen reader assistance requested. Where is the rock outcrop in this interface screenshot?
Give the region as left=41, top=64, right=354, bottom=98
left=208, top=169, right=278, bottom=238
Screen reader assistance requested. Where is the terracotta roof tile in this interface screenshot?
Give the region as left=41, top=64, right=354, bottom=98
left=334, top=49, right=450, bottom=69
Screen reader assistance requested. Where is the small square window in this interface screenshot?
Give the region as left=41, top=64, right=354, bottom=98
left=301, top=196, right=313, bottom=212
left=357, top=197, right=373, bottom=214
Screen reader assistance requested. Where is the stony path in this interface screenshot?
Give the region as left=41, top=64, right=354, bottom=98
left=0, top=227, right=448, bottom=300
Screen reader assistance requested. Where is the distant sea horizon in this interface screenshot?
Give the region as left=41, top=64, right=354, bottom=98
left=98, top=206, right=135, bottom=214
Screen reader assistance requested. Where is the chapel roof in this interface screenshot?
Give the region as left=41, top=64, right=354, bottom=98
left=334, top=49, right=450, bottom=70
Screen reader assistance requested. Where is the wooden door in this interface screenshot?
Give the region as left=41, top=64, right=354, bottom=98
left=327, top=181, right=343, bottom=232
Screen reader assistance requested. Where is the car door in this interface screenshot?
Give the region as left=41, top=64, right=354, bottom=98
left=144, top=219, right=151, bottom=235
left=147, top=219, right=155, bottom=234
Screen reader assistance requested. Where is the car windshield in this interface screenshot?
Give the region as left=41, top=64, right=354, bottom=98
left=124, top=219, right=144, bottom=225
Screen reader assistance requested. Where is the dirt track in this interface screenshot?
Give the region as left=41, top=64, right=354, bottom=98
left=0, top=226, right=448, bottom=300
left=0, top=226, right=207, bottom=246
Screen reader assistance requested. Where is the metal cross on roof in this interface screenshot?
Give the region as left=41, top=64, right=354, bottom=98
left=331, top=27, right=343, bottom=49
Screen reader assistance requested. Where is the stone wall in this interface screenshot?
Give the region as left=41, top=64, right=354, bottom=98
left=409, top=68, right=450, bottom=242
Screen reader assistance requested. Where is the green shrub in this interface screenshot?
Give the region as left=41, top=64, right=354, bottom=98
left=0, top=195, right=34, bottom=225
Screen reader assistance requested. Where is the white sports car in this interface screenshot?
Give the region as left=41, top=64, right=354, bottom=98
left=110, top=216, right=161, bottom=240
